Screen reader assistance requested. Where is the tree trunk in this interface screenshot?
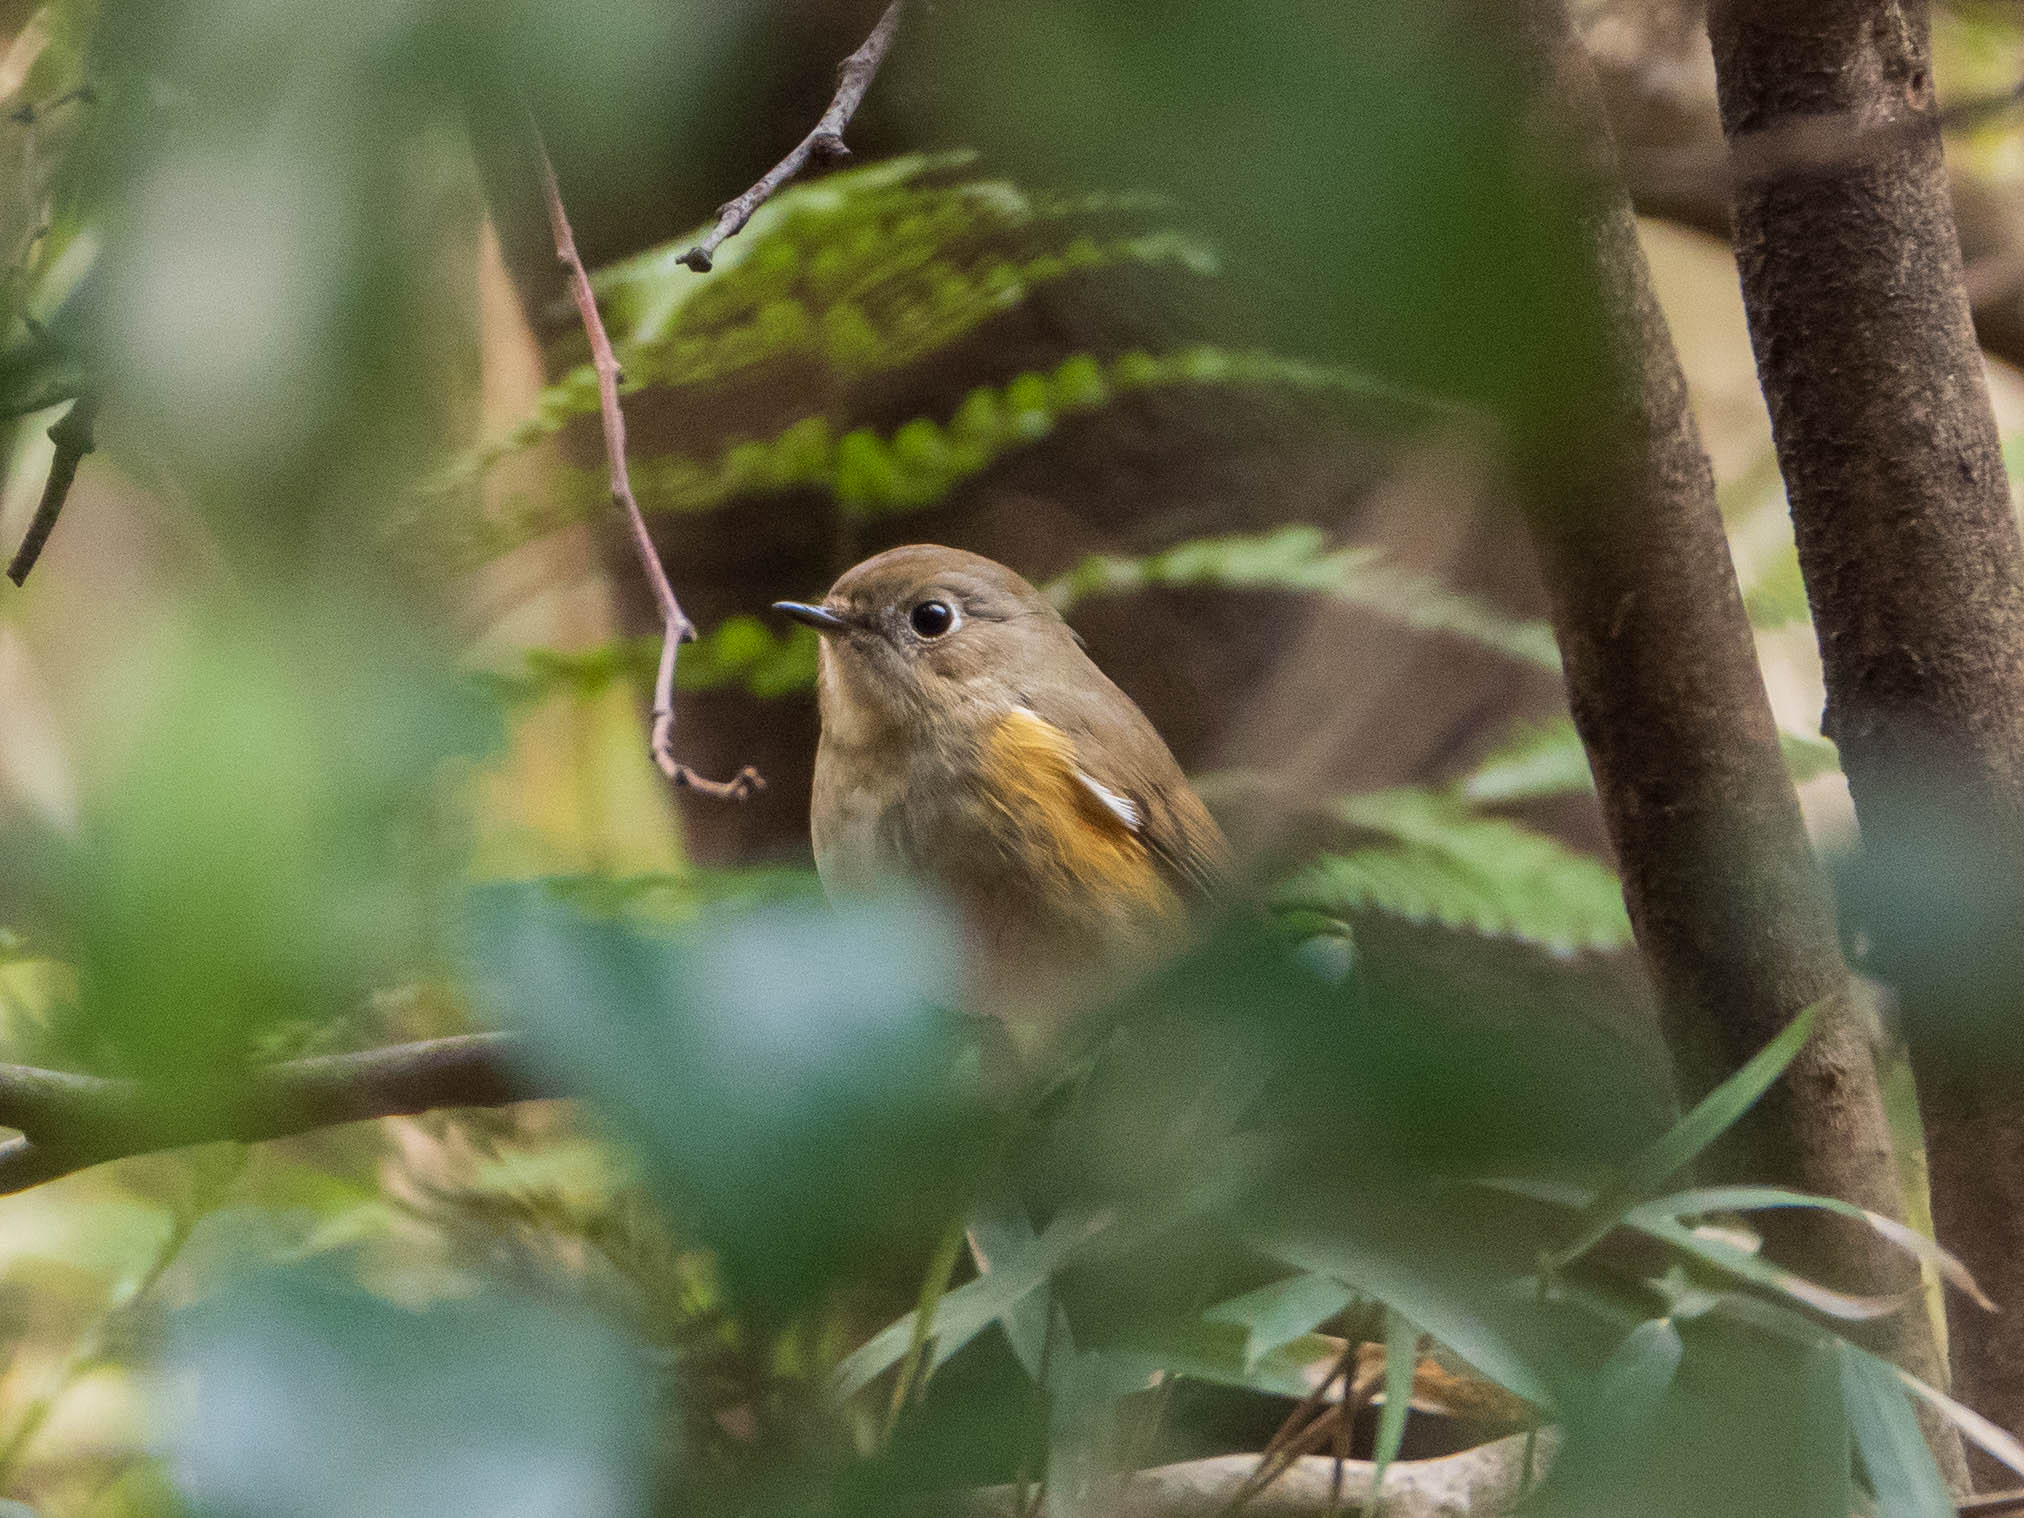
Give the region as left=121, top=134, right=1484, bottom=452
left=1706, top=0, right=2024, bottom=1481
left=1515, top=0, right=1967, bottom=1484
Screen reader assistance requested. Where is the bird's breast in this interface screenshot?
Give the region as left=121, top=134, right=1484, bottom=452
left=809, top=708, right=1182, bottom=990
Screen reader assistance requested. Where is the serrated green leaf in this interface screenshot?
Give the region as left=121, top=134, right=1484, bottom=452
left=1836, top=1341, right=1950, bottom=1518
left=1273, top=788, right=1632, bottom=954
left=1548, top=1000, right=1820, bottom=1267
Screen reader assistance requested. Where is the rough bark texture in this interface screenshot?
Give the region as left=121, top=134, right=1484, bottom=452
left=1515, top=1, right=1963, bottom=1480
left=1707, top=0, right=2024, bottom=1478
left=1582, top=0, right=2024, bottom=380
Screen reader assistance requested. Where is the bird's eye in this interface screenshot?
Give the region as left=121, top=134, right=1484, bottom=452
left=909, top=600, right=956, bottom=638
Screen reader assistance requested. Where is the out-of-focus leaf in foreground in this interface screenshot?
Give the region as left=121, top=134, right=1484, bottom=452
left=900, top=0, right=1606, bottom=436
left=62, top=593, right=492, bottom=1101
left=465, top=880, right=994, bottom=1318
left=163, top=1268, right=653, bottom=1518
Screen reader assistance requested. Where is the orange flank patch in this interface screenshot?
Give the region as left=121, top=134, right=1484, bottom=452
left=977, top=708, right=1180, bottom=933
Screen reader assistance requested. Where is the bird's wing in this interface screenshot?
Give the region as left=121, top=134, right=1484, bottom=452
left=1024, top=674, right=1233, bottom=905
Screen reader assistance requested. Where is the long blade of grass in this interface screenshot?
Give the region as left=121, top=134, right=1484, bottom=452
left=1890, top=1356, right=2024, bottom=1481
left=1640, top=1186, right=1994, bottom=1311
left=1368, top=1311, right=1420, bottom=1517
left=1630, top=1213, right=1904, bottom=1322
left=883, top=1214, right=969, bottom=1442
left=1548, top=999, right=1820, bottom=1268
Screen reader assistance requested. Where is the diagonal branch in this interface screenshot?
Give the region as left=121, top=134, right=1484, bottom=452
left=677, top=1, right=905, bottom=274
left=531, top=132, right=762, bottom=801
left=0, top=1032, right=560, bottom=1195
left=6, top=392, right=96, bottom=588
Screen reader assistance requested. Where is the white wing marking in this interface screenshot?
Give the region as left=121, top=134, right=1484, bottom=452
left=1075, top=769, right=1141, bottom=832
left=1011, top=705, right=1143, bottom=832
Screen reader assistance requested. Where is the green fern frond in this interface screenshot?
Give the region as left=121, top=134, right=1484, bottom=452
left=1458, top=718, right=1594, bottom=804
left=593, top=153, right=1179, bottom=341
left=460, top=349, right=1410, bottom=561
left=443, top=230, right=1222, bottom=492
left=477, top=619, right=818, bottom=706
left=1459, top=715, right=1841, bottom=805
left=433, top=157, right=1219, bottom=494
left=1275, top=789, right=1633, bottom=955
left=1048, top=526, right=1564, bottom=672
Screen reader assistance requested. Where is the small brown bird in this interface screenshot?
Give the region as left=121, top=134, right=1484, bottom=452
left=775, top=545, right=1231, bottom=1022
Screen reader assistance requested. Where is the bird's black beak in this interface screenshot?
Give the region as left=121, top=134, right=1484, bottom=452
left=772, top=600, right=850, bottom=633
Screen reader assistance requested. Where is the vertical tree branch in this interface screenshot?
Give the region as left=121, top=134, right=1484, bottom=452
left=531, top=132, right=761, bottom=802
left=1706, top=0, right=2024, bottom=1484
left=677, top=1, right=905, bottom=274
left=1508, top=0, right=1964, bottom=1481
left=6, top=392, right=95, bottom=588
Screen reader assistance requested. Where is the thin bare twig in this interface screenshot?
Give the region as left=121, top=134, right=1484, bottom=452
left=1625, top=76, right=2024, bottom=211
left=531, top=132, right=761, bottom=800
left=677, top=1, right=904, bottom=274
left=1217, top=1345, right=1373, bottom=1516
left=5, top=84, right=95, bottom=128
left=0, top=1032, right=559, bottom=1194
left=6, top=391, right=96, bottom=587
